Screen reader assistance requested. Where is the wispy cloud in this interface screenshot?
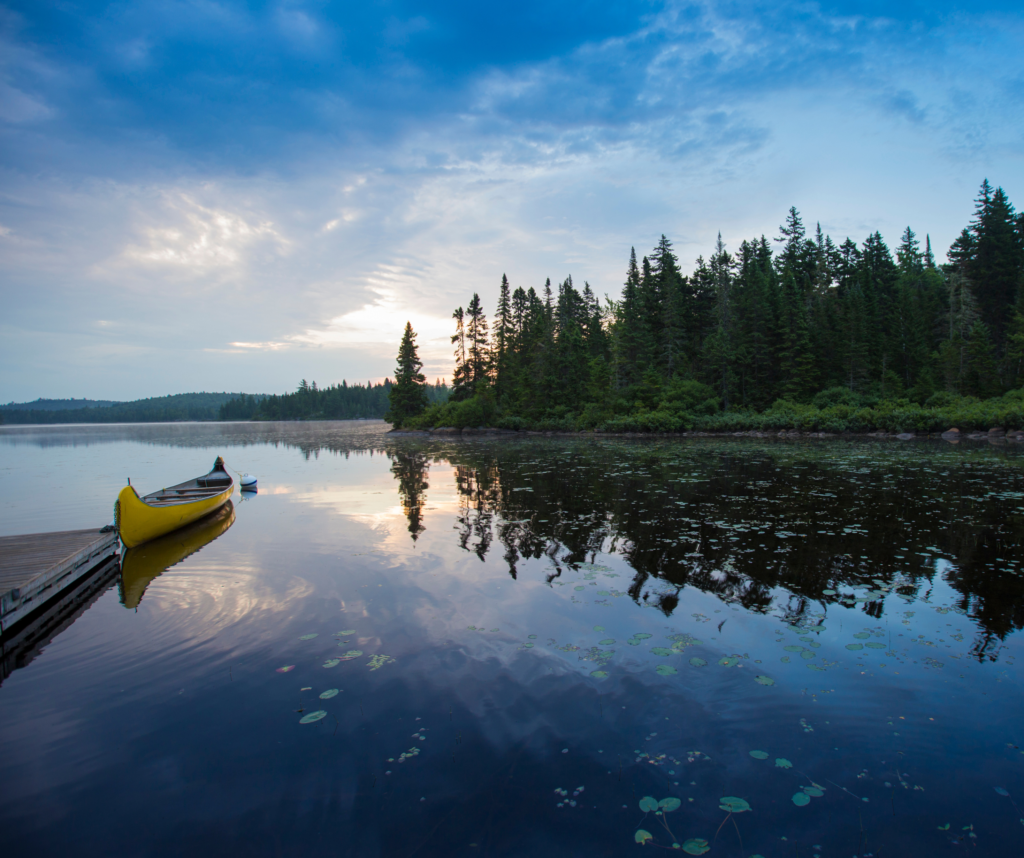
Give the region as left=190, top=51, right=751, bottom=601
left=1, top=0, right=1022, bottom=399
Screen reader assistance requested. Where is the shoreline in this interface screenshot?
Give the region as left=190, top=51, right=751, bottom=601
left=388, top=426, right=1023, bottom=443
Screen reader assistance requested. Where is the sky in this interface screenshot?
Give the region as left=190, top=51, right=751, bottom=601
left=1, top=0, right=1023, bottom=402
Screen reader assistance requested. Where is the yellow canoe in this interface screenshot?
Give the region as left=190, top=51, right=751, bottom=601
left=119, top=501, right=236, bottom=608
left=116, top=457, right=234, bottom=548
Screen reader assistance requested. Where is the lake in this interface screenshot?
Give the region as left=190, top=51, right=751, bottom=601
left=1, top=420, right=1023, bottom=857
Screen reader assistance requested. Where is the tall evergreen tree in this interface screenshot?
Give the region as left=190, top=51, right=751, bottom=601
left=384, top=322, right=428, bottom=426
left=614, top=247, right=645, bottom=389
left=493, top=275, right=513, bottom=403
left=465, top=293, right=490, bottom=393
left=450, top=307, right=471, bottom=402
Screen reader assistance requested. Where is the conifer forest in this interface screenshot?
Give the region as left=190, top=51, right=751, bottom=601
left=393, top=181, right=1024, bottom=434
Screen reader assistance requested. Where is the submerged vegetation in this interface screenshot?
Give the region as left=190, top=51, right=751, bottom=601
left=391, top=180, right=1024, bottom=433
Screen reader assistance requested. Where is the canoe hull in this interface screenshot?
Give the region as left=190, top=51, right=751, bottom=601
left=119, top=502, right=236, bottom=608
left=116, top=482, right=234, bottom=549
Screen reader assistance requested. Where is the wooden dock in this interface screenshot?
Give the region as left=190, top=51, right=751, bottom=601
left=0, top=528, right=120, bottom=634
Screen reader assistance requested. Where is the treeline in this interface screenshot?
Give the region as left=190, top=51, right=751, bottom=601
left=1, top=398, right=121, bottom=411
left=221, top=378, right=450, bottom=421
left=400, top=180, right=1024, bottom=432
left=0, top=392, right=249, bottom=425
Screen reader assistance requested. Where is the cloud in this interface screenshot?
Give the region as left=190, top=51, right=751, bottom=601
left=1, top=0, right=1023, bottom=400
left=110, top=192, right=289, bottom=278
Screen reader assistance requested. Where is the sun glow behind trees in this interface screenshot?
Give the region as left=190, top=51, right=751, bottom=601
left=392, top=181, right=1024, bottom=432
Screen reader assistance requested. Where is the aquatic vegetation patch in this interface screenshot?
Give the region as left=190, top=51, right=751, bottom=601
left=367, top=654, right=395, bottom=670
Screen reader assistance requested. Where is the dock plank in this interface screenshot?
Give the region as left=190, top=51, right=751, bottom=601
left=1, top=529, right=119, bottom=633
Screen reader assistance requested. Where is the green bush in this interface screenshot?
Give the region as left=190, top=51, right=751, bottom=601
left=813, top=386, right=862, bottom=409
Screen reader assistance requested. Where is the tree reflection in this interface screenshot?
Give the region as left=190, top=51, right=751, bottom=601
left=405, top=438, right=1024, bottom=652
left=389, top=449, right=430, bottom=541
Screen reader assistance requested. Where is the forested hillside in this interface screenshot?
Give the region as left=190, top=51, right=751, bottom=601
left=1, top=398, right=121, bottom=411
left=220, top=379, right=450, bottom=421
left=404, top=180, right=1024, bottom=433
left=0, top=393, right=250, bottom=424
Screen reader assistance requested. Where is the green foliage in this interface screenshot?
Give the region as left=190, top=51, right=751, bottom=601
left=222, top=379, right=448, bottom=421
left=385, top=322, right=429, bottom=427
left=3, top=392, right=256, bottom=424
left=400, top=180, right=1024, bottom=434
left=406, top=394, right=497, bottom=430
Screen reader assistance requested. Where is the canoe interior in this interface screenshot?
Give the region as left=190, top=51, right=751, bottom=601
left=141, top=468, right=233, bottom=507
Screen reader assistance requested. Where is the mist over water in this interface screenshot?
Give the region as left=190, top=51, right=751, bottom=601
left=2, top=421, right=1023, bottom=857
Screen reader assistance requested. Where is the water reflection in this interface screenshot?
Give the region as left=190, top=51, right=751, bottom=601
left=383, top=437, right=1024, bottom=656
left=119, top=502, right=236, bottom=609
left=4, top=422, right=1024, bottom=858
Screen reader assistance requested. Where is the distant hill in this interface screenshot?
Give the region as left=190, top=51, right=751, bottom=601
left=0, top=392, right=262, bottom=425
left=1, top=398, right=122, bottom=411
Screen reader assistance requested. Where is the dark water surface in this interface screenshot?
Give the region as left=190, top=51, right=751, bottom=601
left=2, top=421, right=1024, bottom=857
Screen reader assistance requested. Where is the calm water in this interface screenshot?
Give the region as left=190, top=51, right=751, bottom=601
left=2, top=421, right=1024, bottom=857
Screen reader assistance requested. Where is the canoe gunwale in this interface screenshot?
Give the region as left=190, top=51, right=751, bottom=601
left=117, top=463, right=234, bottom=548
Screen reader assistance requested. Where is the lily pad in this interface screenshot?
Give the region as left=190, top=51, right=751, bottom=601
left=749, top=750, right=769, bottom=760
left=276, top=665, right=295, bottom=673
left=659, top=797, right=681, bottom=812
left=754, top=675, right=775, bottom=686
left=655, top=664, right=678, bottom=676
left=635, top=830, right=653, bottom=844
left=528, top=634, right=538, bottom=639
left=853, top=632, right=871, bottom=639
left=299, top=710, right=327, bottom=724
left=633, top=633, right=652, bottom=640
left=802, top=786, right=824, bottom=798
left=599, top=638, right=616, bottom=645
left=322, top=659, right=341, bottom=668
left=590, top=670, right=609, bottom=678
left=299, top=633, right=318, bottom=640
left=339, top=650, right=363, bottom=660
left=719, top=796, right=750, bottom=813
left=689, top=657, right=708, bottom=667
left=593, top=626, right=605, bottom=631
left=846, top=643, right=864, bottom=651
left=822, top=589, right=836, bottom=595
left=639, top=796, right=659, bottom=812
left=866, top=642, right=886, bottom=649
left=719, top=656, right=740, bottom=667
left=367, top=654, right=394, bottom=670
left=783, top=645, right=804, bottom=652
left=800, top=651, right=815, bottom=660
left=319, top=688, right=339, bottom=699
left=651, top=647, right=674, bottom=657
left=574, top=586, right=585, bottom=591
left=682, top=838, right=710, bottom=855
left=776, top=758, right=792, bottom=768
left=339, top=630, right=356, bottom=636
left=792, top=792, right=810, bottom=806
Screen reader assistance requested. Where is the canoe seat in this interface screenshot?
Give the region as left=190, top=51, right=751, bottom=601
left=197, top=473, right=232, bottom=487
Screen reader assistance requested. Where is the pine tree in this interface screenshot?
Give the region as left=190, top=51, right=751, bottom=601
left=493, top=275, right=513, bottom=403
left=465, top=293, right=490, bottom=393
left=384, top=322, right=428, bottom=427
left=450, top=307, right=471, bottom=402
left=650, top=235, right=685, bottom=376
left=614, top=247, right=645, bottom=389
left=970, top=184, right=1021, bottom=345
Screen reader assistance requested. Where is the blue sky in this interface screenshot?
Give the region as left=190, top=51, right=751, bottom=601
left=1, top=0, right=1022, bottom=400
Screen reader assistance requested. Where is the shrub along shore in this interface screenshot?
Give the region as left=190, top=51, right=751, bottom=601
left=390, top=425, right=1020, bottom=442
left=396, top=386, right=1024, bottom=436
